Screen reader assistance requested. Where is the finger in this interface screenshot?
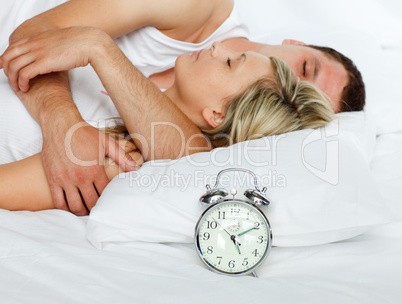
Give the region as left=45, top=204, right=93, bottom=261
left=94, top=170, right=110, bottom=197
left=65, top=186, right=89, bottom=216
left=49, top=185, right=70, bottom=212
left=7, top=54, right=37, bottom=92
left=18, top=64, right=40, bottom=93
left=104, top=135, right=138, bottom=172
left=78, top=183, right=100, bottom=211
left=2, top=42, right=31, bottom=76
left=18, top=54, right=74, bottom=92
left=0, top=55, right=3, bottom=69
left=77, top=189, right=91, bottom=215
left=93, top=184, right=101, bottom=197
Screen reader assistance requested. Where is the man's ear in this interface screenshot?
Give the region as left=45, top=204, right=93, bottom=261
left=282, top=39, right=307, bottom=46
left=202, top=108, right=225, bottom=128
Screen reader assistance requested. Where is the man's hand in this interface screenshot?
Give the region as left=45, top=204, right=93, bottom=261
left=42, top=119, right=137, bottom=215
left=0, top=27, right=138, bottom=214
left=0, top=27, right=107, bottom=92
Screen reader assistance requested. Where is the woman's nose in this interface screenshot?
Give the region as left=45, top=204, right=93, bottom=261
left=211, top=41, right=233, bottom=58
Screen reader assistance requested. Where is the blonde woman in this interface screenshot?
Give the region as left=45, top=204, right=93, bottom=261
left=0, top=27, right=333, bottom=212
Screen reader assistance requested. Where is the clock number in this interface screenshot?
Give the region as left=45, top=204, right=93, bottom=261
left=252, top=249, right=259, bottom=257
left=242, top=258, right=249, bottom=266
left=207, top=246, right=214, bottom=254
left=216, top=256, right=223, bottom=265
left=203, top=232, right=210, bottom=241
left=257, top=235, right=264, bottom=244
left=228, top=260, right=235, bottom=268
left=218, top=211, right=226, bottom=220
left=231, top=208, right=240, bottom=215
left=207, top=221, right=218, bottom=229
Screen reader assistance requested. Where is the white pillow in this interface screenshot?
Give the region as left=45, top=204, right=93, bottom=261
left=87, top=112, right=390, bottom=248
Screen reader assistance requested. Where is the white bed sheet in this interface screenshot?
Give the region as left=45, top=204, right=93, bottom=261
left=1, top=0, right=402, bottom=303
left=1, top=214, right=402, bottom=304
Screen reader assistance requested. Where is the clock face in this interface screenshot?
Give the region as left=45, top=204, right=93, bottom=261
left=195, top=200, right=272, bottom=275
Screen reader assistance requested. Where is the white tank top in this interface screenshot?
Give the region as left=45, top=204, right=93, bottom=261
left=115, top=0, right=249, bottom=77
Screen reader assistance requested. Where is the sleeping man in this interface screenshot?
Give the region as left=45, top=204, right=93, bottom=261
left=0, top=0, right=365, bottom=215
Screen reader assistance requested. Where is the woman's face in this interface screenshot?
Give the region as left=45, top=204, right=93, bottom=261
left=173, top=42, right=274, bottom=128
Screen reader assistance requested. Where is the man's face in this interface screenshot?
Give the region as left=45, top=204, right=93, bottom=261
left=256, top=40, right=348, bottom=113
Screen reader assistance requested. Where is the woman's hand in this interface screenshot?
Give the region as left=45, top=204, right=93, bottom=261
left=0, top=26, right=110, bottom=92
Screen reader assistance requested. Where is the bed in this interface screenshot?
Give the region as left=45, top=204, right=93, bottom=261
left=1, top=0, right=402, bottom=303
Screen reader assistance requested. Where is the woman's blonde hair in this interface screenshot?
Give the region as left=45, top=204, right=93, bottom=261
left=202, top=56, right=334, bottom=147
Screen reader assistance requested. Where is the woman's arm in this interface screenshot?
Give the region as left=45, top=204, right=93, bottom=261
left=0, top=139, right=143, bottom=212
left=0, top=154, right=54, bottom=211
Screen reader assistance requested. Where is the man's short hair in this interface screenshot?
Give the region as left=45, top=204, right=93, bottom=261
left=308, top=45, right=366, bottom=112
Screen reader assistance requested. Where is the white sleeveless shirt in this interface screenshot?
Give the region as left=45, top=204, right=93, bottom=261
left=115, top=0, right=249, bottom=77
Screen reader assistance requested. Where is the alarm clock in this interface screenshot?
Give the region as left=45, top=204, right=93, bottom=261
left=195, top=168, right=272, bottom=277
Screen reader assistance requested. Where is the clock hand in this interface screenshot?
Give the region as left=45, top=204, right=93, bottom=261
left=231, top=235, right=241, bottom=254
left=238, top=227, right=259, bottom=237
left=234, top=241, right=241, bottom=255
left=211, top=217, right=242, bottom=253
left=211, top=217, right=232, bottom=237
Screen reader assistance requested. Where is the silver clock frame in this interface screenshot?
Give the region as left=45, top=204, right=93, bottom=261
left=195, top=199, right=273, bottom=277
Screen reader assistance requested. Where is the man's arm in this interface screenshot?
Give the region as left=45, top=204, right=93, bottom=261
left=2, top=26, right=211, bottom=160
left=91, top=36, right=212, bottom=160
left=9, top=70, right=137, bottom=215
left=3, top=15, right=140, bottom=215
left=1, top=0, right=160, bottom=214
left=3, top=0, right=218, bottom=156
left=1, top=0, right=218, bottom=214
